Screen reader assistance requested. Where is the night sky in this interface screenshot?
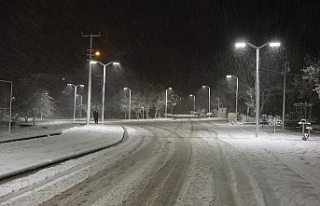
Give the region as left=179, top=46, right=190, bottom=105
left=1, top=0, right=320, bottom=94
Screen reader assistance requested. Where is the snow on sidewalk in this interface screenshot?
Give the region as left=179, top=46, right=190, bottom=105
left=0, top=125, right=124, bottom=179
left=0, top=123, right=81, bottom=143
left=214, top=124, right=320, bottom=205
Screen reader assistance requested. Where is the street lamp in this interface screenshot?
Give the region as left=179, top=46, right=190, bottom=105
left=165, top=87, right=172, bottom=118
left=89, top=60, right=120, bottom=124
left=0, top=80, right=13, bottom=133
left=67, top=84, right=84, bottom=123
left=77, top=94, right=83, bottom=119
left=226, top=75, right=239, bottom=123
left=189, top=94, right=196, bottom=112
left=124, top=87, right=131, bottom=119
left=215, top=97, right=220, bottom=117
left=202, top=85, right=211, bottom=118
left=235, top=41, right=280, bottom=137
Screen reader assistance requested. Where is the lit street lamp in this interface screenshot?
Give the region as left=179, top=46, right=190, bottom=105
left=124, top=87, right=131, bottom=119
left=202, top=85, right=211, bottom=118
left=226, top=75, right=239, bottom=123
left=190, top=94, right=196, bottom=112
left=189, top=94, right=196, bottom=112
left=235, top=41, right=280, bottom=137
left=89, top=60, right=120, bottom=124
left=67, top=84, right=84, bottom=123
left=165, top=87, right=172, bottom=118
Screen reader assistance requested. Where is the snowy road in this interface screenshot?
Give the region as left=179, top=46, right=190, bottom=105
left=1, top=120, right=320, bottom=205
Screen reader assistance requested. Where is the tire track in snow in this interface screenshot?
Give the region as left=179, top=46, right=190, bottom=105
left=39, top=125, right=171, bottom=206
left=125, top=123, right=192, bottom=205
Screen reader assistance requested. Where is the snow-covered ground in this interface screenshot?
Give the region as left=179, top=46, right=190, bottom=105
left=0, top=120, right=319, bottom=205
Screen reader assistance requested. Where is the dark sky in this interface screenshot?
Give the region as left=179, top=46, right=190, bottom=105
left=1, top=0, right=320, bottom=94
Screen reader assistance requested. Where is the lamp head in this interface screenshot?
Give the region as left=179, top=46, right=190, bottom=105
left=67, top=84, right=72, bottom=86
left=89, top=60, right=97, bottom=65
left=113, top=62, right=120, bottom=66
left=269, top=42, right=281, bottom=47
left=79, top=84, right=84, bottom=88
left=226, top=75, right=232, bottom=79
left=235, top=42, right=246, bottom=48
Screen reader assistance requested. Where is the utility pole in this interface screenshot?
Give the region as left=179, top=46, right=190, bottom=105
left=82, top=32, right=100, bottom=125
left=282, top=62, right=289, bottom=130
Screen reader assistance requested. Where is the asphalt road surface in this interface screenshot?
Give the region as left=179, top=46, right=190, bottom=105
left=2, top=119, right=320, bottom=206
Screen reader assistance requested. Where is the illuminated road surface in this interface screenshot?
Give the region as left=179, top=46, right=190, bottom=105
left=1, top=120, right=320, bottom=206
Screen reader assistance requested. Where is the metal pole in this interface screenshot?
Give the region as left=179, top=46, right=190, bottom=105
left=193, top=96, right=195, bottom=111
left=235, top=77, right=239, bottom=123
left=128, top=89, right=131, bottom=119
left=83, top=33, right=100, bottom=125
left=73, top=86, right=77, bottom=123
left=217, top=97, right=220, bottom=118
left=86, top=36, right=93, bottom=125
left=208, top=87, right=211, bottom=118
left=102, top=65, right=106, bottom=124
left=9, top=81, right=13, bottom=133
left=165, top=89, right=168, bottom=118
left=129, top=89, right=131, bottom=119
left=80, top=95, right=83, bottom=119
left=255, top=48, right=260, bottom=137
left=282, top=62, right=288, bottom=130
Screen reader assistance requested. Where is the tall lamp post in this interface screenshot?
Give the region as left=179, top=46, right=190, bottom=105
left=77, top=94, right=83, bottom=119
left=215, top=97, right=220, bottom=117
left=0, top=80, right=13, bottom=133
left=165, top=87, right=172, bottom=118
left=124, top=87, right=131, bottom=119
left=235, top=41, right=280, bottom=137
left=189, top=94, right=196, bottom=112
left=67, top=84, right=84, bottom=123
left=226, top=75, right=239, bottom=123
left=90, top=60, right=120, bottom=124
left=202, top=85, right=211, bottom=118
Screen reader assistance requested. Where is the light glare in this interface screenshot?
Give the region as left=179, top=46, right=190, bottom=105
left=269, top=42, right=281, bottom=47
left=235, top=42, right=246, bottom=48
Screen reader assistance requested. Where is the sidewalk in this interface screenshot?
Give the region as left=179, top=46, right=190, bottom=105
left=0, top=125, right=125, bottom=181
left=0, top=123, right=80, bottom=143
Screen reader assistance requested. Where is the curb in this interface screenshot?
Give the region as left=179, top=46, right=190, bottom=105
left=0, top=132, right=63, bottom=144
left=0, top=126, right=127, bottom=181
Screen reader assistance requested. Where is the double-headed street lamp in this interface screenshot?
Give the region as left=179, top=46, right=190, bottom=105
left=202, top=85, right=211, bottom=118
left=226, top=75, right=239, bottom=123
left=89, top=60, right=120, bottom=124
left=189, top=94, right=196, bottom=112
left=124, top=87, right=131, bottom=120
left=77, top=94, right=83, bottom=119
left=67, top=84, right=84, bottom=123
left=235, top=41, right=280, bottom=137
left=165, top=87, right=172, bottom=118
